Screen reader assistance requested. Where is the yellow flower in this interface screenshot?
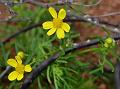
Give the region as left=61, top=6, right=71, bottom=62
left=104, top=37, right=115, bottom=48
left=42, top=7, right=70, bottom=39
left=17, top=51, right=24, bottom=59
left=104, top=42, right=109, bottom=48
left=7, top=52, right=32, bottom=81
left=105, top=37, right=113, bottom=44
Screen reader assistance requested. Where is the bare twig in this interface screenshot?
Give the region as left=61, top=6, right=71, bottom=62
left=90, top=12, right=120, bottom=18
left=67, top=13, right=120, bottom=33
left=0, top=0, right=23, bottom=7
left=0, top=66, right=11, bottom=79
left=1, top=14, right=120, bottom=45
left=73, top=0, right=103, bottom=7
left=25, top=0, right=102, bottom=7
left=25, top=0, right=64, bottom=8
left=21, top=33, right=120, bottom=89
left=115, top=61, right=120, bottom=89
left=1, top=22, right=42, bottom=44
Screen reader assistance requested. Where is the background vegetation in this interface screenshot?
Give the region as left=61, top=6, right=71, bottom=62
left=0, top=0, right=120, bottom=89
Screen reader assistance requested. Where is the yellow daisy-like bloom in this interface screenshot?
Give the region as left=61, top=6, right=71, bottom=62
left=42, top=7, right=70, bottom=39
left=7, top=52, right=32, bottom=81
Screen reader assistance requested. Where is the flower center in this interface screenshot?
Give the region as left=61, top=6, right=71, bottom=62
left=16, top=64, right=25, bottom=74
left=53, top=18, right=63, bottom=28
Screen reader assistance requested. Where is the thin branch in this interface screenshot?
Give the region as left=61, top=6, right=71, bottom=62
left=73, top=0, right=103, bottom=7
left=67, top=14, right=120, bottom=33
left=115, top=61, right=120, bottom=89
left=66, top=15, right=120, bottom=28
left=0, top=0, right=22, bottom=7
left=21, top=33, right=120, bottom=89
left=91, top=12, right=120, bottom=18
left=25, top=0, right=102, bottom=7
left=1, top=0, right=103, bottom=7
left=24, top=0, right=64, bottom=8
left=1, top=22, right=42, bottom=44
left=0, top=66, right=11, bottom=79
left=1, top=14, right=120, bottom=45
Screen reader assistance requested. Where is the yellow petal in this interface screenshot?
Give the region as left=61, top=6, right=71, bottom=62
left=56, top=28, right=65, bottom=39
left=8, top=71, right=18, bottom=81
left=17, top=74, right=24, bottom=81
left=105, top=38, right=113, bottom=44
left=42, top=21, right=53, bottom=29
left=15, top=56, right=22, bottom=64
left=62, top=23, right=70, bottom=32
left=7, top=59, right=17, bottom=67
left=48, top=7, right=57, bottom=18
left=104, top=43, right=109, bottom=48
left=58, top=9, right=66, bottom=20
left=25, top=65, right=32, bottom=72
left=47, top=28, right=56, bottom=36
left=17, top=51, right=24, bottom=59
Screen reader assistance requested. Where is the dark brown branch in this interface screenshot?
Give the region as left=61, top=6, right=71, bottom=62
left=67, top=14, right=120, bottom=33
left=1, top=15, right=120, bottom=45
left=25, top=0, right=102, bottom=7
left=0, top=66, right=11, bottom=79
left=115, top=61, right=120, bottom=89
left=21, top=33, right=120, bottom=89
left=1, top=22, right=42, bottom=44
